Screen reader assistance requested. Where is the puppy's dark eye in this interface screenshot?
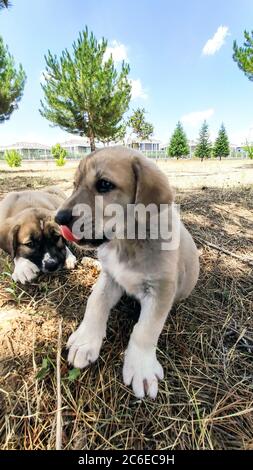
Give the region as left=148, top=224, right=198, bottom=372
left=24, top=241, right=34, bottom=248
left=96, top=179, right=115, bottom=193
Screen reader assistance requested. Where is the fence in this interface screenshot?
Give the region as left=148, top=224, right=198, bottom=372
left=0, top=149, right=249, bottom=161
left=0, top=151, right=87, bottom=161
left=142, top=150, right=249, bottom=160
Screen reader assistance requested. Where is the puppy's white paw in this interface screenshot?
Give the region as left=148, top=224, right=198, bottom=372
left=123, top=342, right=164, bottom=399
left=12, top=258, right=40, bottom=284
left=65, top=246, right=77, bottom=270
left=67, top=325, right=103, bottom=369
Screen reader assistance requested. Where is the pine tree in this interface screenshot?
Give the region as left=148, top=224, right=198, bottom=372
left=0, top=35, right=26, bottom=123
left=168, top=121, right=189, bottom=159
left=195, top=121, right=212, bottom=162
left=0, top=1, right=10, bottom=10
left=40, top=28, right=131, bottom=151
left=233, top=30, right=253, bottom=81
left=128, top=108, right=154, bottom=144
left=213, top=123, right=230, bottom=160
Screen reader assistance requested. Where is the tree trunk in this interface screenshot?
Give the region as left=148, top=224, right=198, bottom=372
left=219, top=155, right=221, bottom=161
left=201, top=156, right=204, bottom=162
left=89, top=135, right=96, bottom=152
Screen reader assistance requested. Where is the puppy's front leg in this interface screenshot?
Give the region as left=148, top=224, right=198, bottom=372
left=123, top=284, right=176, bottom=399
left=67, top=272, right=123, bottom=369
left=12, top=257, right=40, bottom=284
left=64, top=246, right=77, bottom=270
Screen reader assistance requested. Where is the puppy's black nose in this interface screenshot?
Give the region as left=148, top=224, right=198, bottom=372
left=44, top=258, right=59, bottom=272
left=55, top=209, right=72, bottom=225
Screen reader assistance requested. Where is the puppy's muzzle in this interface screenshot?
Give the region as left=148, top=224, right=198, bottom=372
left=55, top=209, right=72, bottom=226
left=42, top=254, right=60, bottom=273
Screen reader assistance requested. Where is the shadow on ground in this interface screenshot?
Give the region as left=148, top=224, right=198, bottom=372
left=0, top=176, right=67, bottom=199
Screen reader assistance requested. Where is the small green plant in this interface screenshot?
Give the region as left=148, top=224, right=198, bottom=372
left=243, top=140, right=253, bottom=159
left=51, top=143, right=67, bottom=166
left=1, top=270, right=26, bottom=304
left=55, top=154, right=66, bottom=166
left=67, top=367, right=81, bottom=382
left=4, top=149, right=22, bottom=167
left=36, top=357, right=52, bottom=381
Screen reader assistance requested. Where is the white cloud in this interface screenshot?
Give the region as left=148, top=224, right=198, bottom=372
left=181, top=108, right=214, bottom=126
left=202, top=25, right=229, bottom=56
left=104, top=40, right=128, bottom=63
left=129, top=78, right=148, bottom=100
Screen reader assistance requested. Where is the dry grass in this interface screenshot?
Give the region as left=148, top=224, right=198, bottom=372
left=0, top=161, right=253, bottom=450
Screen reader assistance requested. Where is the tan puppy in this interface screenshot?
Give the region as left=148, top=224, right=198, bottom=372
left=55, top=146, right=199, bottom=399
left=0, top=187, right=77, bottom=284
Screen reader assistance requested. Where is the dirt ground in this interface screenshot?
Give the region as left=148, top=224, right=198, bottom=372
left=1, top=158, right=253, bottom=195
left=0, top=158, right=253, bottom=450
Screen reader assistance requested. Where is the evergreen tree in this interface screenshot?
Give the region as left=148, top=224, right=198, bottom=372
left=168, top=121, right=189, bottom=159
left=128, top=108, right=154, bottom=144
left=195, top=121, right=212, bottom=162
left=0, top=35, right=26, bottom=123
left=213, top=123, right=230, bottom=160
left=233, top=30, right=253, bottom=81
left=0, top=1, right=10, bottom=10
left=40, top=28, right=131, bottom=151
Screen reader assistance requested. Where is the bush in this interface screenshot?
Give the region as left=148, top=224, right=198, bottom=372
left=55, top=155, right=66, bottom=166
left=243, top=142, right=253, bottom=159
left=51, top=143, right=67, bottom=166
left=4, top=149, right=22, bottom=167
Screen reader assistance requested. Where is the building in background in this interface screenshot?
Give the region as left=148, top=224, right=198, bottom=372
left=60, top=137, right=91, bottom=157
left=0, top=142, right=51, bottom=159
left=126, top=137, right=160, bottom=152
left=0, top=138, right=249, bottom=160
left=229, top=143, right=247, bottom=158
left=0, top=138, right=93, bottom=160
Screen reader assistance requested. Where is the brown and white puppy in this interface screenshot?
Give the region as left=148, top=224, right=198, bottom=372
left=0, top=187, right=77, bottom=284
left=55, top=146, right=200, bottom=399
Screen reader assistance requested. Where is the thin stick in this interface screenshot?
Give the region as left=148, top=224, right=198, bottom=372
left=56, top=319, right=63, bottom=450
left=196, top=237, right=253, bottom=267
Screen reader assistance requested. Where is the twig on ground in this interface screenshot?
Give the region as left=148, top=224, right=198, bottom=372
left=196, top=237, right=253, bottom=267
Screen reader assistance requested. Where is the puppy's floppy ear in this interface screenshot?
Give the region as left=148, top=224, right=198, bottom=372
left=0, top=223, right=20, bottom=258
left=36, top=210, right=62, bottom=237
left=33, top=208, right=54, bottom=227
left=132, top=156, right=174, bottom=207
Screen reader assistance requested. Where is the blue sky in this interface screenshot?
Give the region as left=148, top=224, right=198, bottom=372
left=0, top=0, right=253, bottom=145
